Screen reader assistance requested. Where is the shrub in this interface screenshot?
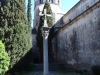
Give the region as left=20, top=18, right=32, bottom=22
left=29, top=62, right=34, bottom=70
left=91, top=65, right=100, bottom=75
left=0, top=40, right=10, bottom=75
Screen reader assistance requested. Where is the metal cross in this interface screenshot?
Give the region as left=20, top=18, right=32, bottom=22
left=39, top=9, right=52, bottom=27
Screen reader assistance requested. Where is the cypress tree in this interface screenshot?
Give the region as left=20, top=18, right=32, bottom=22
left=27, top=0, right=32, bottom=26
left=36, top=0, right=53, bottom=62
left=0, top=0, right=32, bottom=69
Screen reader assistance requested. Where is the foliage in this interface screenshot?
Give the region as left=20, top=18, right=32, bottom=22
left=0, top=40, right=10, bottom=75
left=15, top=72, right=28, bottom=75
left=36, top=0, right=53, bottom=57
left=81, top=73, right=92, bottom=75
left=57, top=70, right=92, bottom=75
left=16, top=73, right=28, bottom=75
left=57, top=70, right=71, bottom=73
left=27, top=0, right=32, bottom=27
left=0, top=0, right=32, bottom=70
left=29, top=62, right=34, bottom=70
left=91, top=65, right=100, bottom=75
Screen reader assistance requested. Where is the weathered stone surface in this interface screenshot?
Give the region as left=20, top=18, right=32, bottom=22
left=53, top=0, right=100, bottom=69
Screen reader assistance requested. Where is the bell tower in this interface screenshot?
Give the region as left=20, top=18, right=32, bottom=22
left=33, top=0, right=63, bottom=30
left=34, top=0, right=61, bottom=7
left=32, top=0, right=64, bottom=63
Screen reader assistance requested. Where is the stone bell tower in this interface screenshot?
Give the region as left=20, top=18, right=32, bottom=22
left=33, top=0, right=64, bottom=30
left=32, top=0, right=64, bottom=63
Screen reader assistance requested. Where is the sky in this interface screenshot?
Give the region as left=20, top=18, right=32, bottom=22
left=26, top=0, right=80, bottom=27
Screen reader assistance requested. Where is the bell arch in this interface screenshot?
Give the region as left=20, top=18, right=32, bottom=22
left=49, top=0, right=53, bottom=3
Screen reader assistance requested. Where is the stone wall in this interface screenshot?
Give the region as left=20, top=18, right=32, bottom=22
left=53, top=0, right=100, bottom=69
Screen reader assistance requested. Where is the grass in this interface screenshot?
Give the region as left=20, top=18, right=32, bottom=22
left=81, top=73, right=92, bottom=75
left=57, top=70, right=72, bottom=73
left=57, top=70, right=92, bottom=75
left=15, top=72, right=29, bottom=75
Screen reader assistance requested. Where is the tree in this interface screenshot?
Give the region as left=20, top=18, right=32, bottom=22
left=36, top=0, right=53, bottom=62
left=0, top=0, right=32, bottom=70
left=27, top=0, right=32, bottom=26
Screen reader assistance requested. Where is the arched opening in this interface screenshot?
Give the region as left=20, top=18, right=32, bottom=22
left=40, top=0, right=42, bottom=3
left=40, top=0, right=54, bottom=4
left=43, top=0, right=46, bottom=3
left=40, top=0, right=46, bottom=4
left=49, top=0, right=53, bottom=3
left=58, top=0, right=59, bottom=5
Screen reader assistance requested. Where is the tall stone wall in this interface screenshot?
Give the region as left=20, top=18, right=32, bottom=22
left=53, top=0, right=100, bottom=69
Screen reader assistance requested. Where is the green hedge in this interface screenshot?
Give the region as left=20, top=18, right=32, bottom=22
left=0, top=40, right=10, bottom=75
left=91, top=65, right=100, bottom=75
